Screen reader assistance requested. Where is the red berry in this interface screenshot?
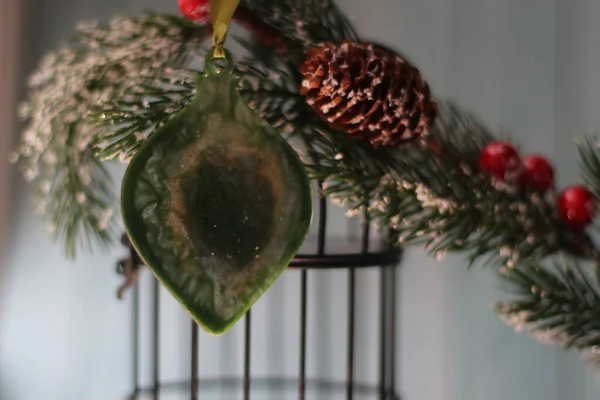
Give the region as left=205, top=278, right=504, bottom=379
left=178, top=0, right=210, bottom=23
left=518, top=154, right=554, bottom=192
left=557, top=185, right=596, bottom=229
left=478, top=141, right=520, bottom=181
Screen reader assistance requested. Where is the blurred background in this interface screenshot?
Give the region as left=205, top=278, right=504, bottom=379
left=2, top=0, right=600, bottom=399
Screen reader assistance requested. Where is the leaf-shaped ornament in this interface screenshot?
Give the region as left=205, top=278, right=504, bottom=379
left=121, top=51, right=313, bottom=335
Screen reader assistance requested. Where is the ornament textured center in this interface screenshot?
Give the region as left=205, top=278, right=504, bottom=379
left=178, top=150, right=276, bottom=269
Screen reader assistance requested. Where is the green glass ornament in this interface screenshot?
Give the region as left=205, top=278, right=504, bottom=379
left=121, top=50, right=313, bottom=335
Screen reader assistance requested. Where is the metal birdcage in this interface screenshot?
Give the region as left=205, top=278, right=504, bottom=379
left=117, top=194, right=403, bottom=400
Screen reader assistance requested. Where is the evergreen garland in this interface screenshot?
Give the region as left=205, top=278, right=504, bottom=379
left=13, top=0, right=600, bottom=365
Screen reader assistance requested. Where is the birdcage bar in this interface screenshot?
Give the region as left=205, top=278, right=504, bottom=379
left=389, top=264, right=397, bottom=398
left=379, top=266, right=388, bottom=400
left=153, top=278, right=161, bottom=398
left=190, top=322, right=198, bottom=400
left=347, top=266, right=356, bottom=399
left=244, top=309, right=252, bottom=400
left=299, top=269, right=308, bottom=400
left=132, top=280, right=140, bottom=399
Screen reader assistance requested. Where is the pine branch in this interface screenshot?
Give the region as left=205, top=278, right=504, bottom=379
left=312, top=103, right=598, bottom=265
left=578, top=136, right=600, bottom=201
left=495, top=261, right=600, bottom=360
left=14, top=13, right=205, bottom=256
left=238, top=0, right=358, bottom=51
left=89, top=68, right=199, bottom=161
left=88, top=0, right=359, bottom=161
left=16, top=0, right=357, bottom=256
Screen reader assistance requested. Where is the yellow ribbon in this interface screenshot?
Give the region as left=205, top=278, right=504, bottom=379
left=209, top=0, right=240, bottom=58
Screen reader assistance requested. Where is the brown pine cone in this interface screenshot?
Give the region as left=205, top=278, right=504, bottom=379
left=299, top=41, right=438, bottom=147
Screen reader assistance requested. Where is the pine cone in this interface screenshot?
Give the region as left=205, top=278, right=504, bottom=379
left=299, top=41, right=438, bottom=147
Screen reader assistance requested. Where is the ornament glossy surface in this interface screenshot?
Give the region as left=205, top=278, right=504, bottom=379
left=121, top=53, right=312, bottom=335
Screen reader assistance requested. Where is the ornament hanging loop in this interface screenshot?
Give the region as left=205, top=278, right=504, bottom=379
left=209, top=0, right=240, bottom=59
left=205, top=48, right=234, bottom=75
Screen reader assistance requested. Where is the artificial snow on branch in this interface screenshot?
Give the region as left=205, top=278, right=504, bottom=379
left=496, top=261, right=600, bottom=362
left=13, top=13, right=206, bottom=257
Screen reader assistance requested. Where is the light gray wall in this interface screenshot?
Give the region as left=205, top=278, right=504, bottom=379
left=2, top=0, right=600, bottom=399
